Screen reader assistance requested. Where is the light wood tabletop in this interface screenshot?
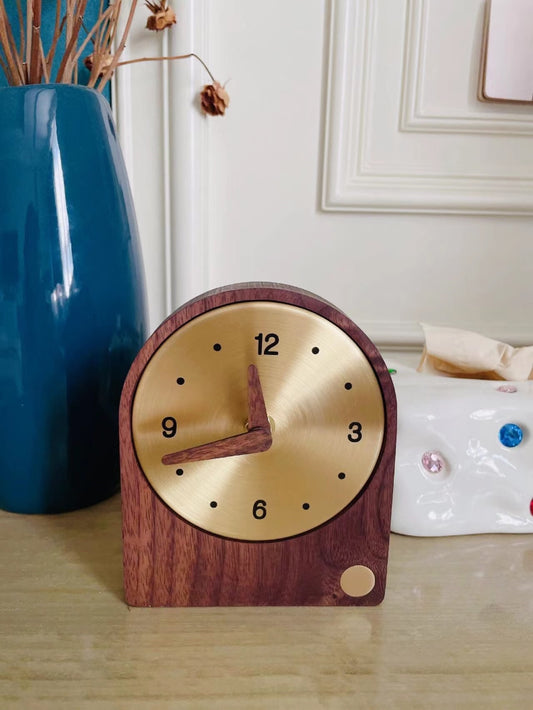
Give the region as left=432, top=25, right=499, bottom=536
left=1, top=494, right=532, bottom=709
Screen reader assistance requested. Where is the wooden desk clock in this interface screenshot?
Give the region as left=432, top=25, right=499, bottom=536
left=120, top=283, right=397, bottom=606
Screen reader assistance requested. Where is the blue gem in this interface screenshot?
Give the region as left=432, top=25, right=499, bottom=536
left=499, top=423, right=524, bottom=448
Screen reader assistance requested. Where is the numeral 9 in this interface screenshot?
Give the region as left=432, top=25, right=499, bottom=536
left=162, top=417, right=177, bottom=438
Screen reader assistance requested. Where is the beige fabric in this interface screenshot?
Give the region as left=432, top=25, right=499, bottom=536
left=417, top=323, right=533, bottom=381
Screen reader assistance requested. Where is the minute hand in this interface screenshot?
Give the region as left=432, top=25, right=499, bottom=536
left=161, top=426, right=272, bottom=465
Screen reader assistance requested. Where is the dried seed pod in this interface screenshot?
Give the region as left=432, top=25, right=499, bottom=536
left=84, top=51, right=115, bottom=78
left=200, top=82, right=230, bottom=116
left=145, top=1, right=177, bottom=31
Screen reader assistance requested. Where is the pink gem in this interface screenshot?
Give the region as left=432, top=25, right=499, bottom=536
left=497, top=385, right=517, bottom=393
left=421, top=450, right=445, bottom=474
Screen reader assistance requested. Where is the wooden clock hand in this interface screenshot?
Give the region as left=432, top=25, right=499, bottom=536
left=161, top=426, right=272, bottom=465
left=162, top=364, right=272, bottom=465
left=247, top=364, right=269, bottom=430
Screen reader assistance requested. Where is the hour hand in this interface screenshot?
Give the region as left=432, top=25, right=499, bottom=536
left=161, top=364, right=272, bottom=465
left=247, top=364, right=270, bottom=430
left=161, top=427, right=272, bottom=465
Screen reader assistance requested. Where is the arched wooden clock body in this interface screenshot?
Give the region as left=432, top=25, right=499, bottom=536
left=120, top=283, right=396, bottom=606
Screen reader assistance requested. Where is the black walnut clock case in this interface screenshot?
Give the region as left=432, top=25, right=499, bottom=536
left=120, top=283, right=397, bottom=606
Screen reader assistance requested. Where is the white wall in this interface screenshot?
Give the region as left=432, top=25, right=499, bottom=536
left=117, top=0, right=533, bottom=354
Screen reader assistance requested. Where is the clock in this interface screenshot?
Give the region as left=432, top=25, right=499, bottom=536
left=120, top=283, right=396, bottom=606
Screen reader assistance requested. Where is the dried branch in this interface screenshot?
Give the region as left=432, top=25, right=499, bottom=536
left=45, top=0, right=65, bottom=71
left=55, top=0, right=88, bottom=83
left=96, top=0, right=138, bottom=92
left=117, top=52, right=217, bottom=84
left=0, top=0, right=24, bottom=84
left=15, top=0, right=24, bottom=58
left=87, top=1, right=122, bottom=88
left=39, top=38, right=49, bottom=83
left=25, top=0, right=32, bottom=75
left=71, top=5, right=114, bottom=71
left=29, top=0, right=43, bottom=84
left=0, top=0, right=227, bottom=115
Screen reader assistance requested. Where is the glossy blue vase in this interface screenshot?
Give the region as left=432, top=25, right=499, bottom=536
left=0, top=85, right=147, bottom=513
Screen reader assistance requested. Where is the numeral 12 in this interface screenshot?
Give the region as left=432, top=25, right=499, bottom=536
left=254, top=332, right=279, bottom=356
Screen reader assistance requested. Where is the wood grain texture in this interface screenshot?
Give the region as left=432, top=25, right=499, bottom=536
left=161, top=427, right=271, bottom=465
left=120, top=283, right=397, bottom=607
left=247, top=364, right=270, bottom=430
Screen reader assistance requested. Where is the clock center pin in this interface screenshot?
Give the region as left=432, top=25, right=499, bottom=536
left=245, top=415, right=276, bottom=433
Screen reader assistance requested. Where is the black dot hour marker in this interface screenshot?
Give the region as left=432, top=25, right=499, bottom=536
left=344, top=382, right=352, bottom=390
left=213, top=343, right=222, bottom=351
left=176, top=468, right=184, bottom=476
left=312, top=347, right=320, bottom=354
left=302, top=503, right=310, bottom=510
left=210, top=501, right=218, bottom=508
left=338, top=472, right=346, bottom=480
left=176, top=377, right=185, bottom=385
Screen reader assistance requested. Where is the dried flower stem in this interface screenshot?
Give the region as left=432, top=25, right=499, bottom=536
left=117, top=52, right=216, bottom=84
left=92, top=1, right=121, bottom=84
left=85, top=0, right=117, bottom=87
left=24, top=0, right=32, bottom=78
left=39, top=38, right=49, bottom=83
left=15, top=0, right=24, bottom=59
left=96, top=0, right=138, bottom=92
left=65, top=0, right=74, bottom=52
left=0, top=1, right=226, bottom=108
left=29, top=0, right=42, bottom=84
left=46, top=0, right=65, bottom=70
left=0, top=0, right=24, bottom=84
left=93, top=0, right=108, bottom=52
left=56, top=0, right=88, bottom=83
left=71, top=5, right=115, bottom=72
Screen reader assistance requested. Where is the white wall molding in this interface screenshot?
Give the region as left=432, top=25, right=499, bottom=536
left=167, top=0, right=210, bottom=310
left=115, top=1, right=533, bottom=353
left=114, top=1, right=210, bottom=331
left=322, top=0, right=533, bottom=215
left=400, top=0, right=533, bottom=136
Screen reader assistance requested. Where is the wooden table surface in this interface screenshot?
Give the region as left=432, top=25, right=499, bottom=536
left=1, top=494, right=532, bottom=709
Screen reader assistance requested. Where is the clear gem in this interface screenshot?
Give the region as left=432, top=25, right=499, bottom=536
left=497, top=385, right=517, bottom=393
left=499, top=423, right=523, bottom=448
left=421, top=450, right=445, bottom=474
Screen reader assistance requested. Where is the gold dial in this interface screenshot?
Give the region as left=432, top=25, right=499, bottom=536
left=131, top=301, right=385, bottom=541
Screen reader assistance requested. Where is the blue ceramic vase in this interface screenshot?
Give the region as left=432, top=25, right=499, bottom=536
left=0, top=85, right=147, bottom=513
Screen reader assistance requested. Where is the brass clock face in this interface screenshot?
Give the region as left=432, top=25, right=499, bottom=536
left=131, top=301, right=385, bottom=541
